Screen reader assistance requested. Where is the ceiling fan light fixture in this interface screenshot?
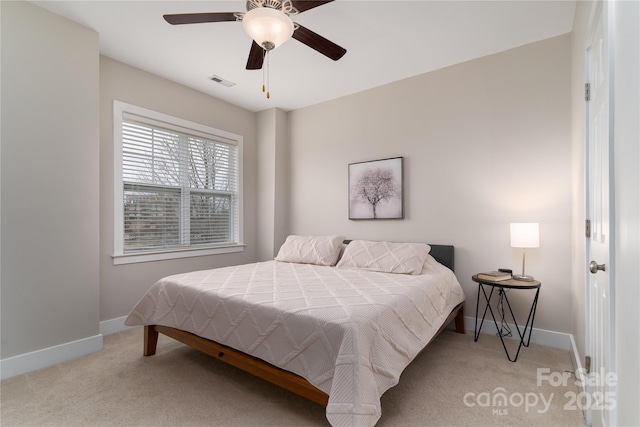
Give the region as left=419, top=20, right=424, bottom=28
left=242, top=7, right=294, bottom=51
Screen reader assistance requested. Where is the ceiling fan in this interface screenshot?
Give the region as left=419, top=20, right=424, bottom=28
left=163, top=0, right=347, bottom=71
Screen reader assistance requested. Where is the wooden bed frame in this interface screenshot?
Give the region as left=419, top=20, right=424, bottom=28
left=142, top=243, right=465, bottom=407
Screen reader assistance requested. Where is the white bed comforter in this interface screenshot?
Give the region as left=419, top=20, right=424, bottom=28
left=125, top=255, right=465, bottom=426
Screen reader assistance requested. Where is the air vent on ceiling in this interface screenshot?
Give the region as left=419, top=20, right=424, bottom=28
left=209, top=74, right=235, bottom=88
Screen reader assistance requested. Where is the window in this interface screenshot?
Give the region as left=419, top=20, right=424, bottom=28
left=113, top=101, right=243, bottom=264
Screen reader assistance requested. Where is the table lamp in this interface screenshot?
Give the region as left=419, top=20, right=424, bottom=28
left=510, top=223, right=539, bottom=281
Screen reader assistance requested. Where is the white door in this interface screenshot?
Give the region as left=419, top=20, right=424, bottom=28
left=585, top=2, right=615, bottom=426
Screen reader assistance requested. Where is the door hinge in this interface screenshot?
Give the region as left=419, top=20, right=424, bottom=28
left=585, top=355, right=591, bottom=374
left=585, top=83, right=591, bottom=101
left=585, top=219, right=591, bottom=238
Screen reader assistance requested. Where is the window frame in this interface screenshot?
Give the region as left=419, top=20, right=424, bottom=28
left=112, top=101, right=244, bottom=265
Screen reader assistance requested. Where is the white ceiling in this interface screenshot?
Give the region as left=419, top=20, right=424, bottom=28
left=32, top=0, right=576, bottom=112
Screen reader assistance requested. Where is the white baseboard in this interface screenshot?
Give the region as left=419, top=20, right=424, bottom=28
left=99, top=315, right=134, bottom=336
left=0, top=315, right=132, bottom=380
left=0, top=334, right=103, bottom=380
left=2, top=314, right=580, bottom=381
left=463, top=315, right=573, bottom=350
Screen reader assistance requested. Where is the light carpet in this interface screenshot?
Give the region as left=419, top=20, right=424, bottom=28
left=1, top=327, right=587, bottom=426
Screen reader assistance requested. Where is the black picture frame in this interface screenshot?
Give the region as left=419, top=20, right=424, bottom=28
left=348, top=157, right=404, bottom=220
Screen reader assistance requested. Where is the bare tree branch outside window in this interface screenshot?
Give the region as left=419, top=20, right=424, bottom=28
left=349, top=157, right=403, bottom=220
left=122, top=120, right=236, bottom=251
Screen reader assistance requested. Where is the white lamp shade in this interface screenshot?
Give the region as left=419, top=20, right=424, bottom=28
left=510, top=223, right=540, bottom=248
left=242, top=7, right=294, bottom=50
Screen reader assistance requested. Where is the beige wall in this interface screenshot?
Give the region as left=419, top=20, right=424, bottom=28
left=257, top=109, right=275, bottom=260
left=273, top=109, right=290, bottom=258
left=287, top=35, right=573, bottom=333
left=256, top=108, right=290, bottom=261
left=1, top=1, right=100, bottom=358
left=99, top=57, right=258, bottom=321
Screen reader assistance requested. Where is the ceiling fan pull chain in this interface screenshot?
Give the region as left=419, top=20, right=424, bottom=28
left=262, top=49, right=266, bottom=94
left=266, top=50, right=270, bottom=99
left=262, top=50, right=271, bottom=99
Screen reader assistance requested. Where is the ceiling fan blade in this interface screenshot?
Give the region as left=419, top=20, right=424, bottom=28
left=246, top=41, right=265, bottom=70
left=292, top=24, right=346, bottom=61
left=291, top=0, right=334, bottom=13
left=163, top=12, right=238, bottom=25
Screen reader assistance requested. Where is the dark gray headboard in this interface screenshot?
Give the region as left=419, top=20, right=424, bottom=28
left=428, top=244, right=455, bottom=272
left=342, top=240, right=454, bottom=272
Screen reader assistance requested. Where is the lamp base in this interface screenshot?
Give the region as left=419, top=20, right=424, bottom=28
left=513, top=274, right=535, bottom=282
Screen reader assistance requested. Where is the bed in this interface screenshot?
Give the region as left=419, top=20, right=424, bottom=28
left=125, top=237, right=466, bottom=427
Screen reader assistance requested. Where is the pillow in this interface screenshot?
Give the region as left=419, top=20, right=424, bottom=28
left=275, top=235, right=346, bottom=266
left=336, top=240, right=431, bottom=275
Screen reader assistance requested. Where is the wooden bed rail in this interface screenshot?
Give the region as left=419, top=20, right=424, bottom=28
left=144, top=324, right=330, bottom=405
left=142, top=302, right=464, bottom=407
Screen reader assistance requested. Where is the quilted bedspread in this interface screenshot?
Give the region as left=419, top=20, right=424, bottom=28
left=125, top=255, right=465, bottom=426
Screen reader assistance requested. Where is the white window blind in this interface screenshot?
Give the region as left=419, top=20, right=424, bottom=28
left=116, top=103, right=242, bottom=259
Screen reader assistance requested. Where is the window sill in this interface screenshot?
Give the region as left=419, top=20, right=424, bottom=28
left=112, top=244, right=245, bottom=265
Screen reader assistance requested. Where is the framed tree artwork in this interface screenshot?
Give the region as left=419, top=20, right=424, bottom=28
left=348, top=157, right=403, bottom=220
